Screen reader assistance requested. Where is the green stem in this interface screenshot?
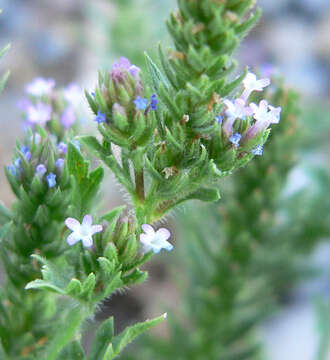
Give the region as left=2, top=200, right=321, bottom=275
left=135, top=168, right=145, bottom=202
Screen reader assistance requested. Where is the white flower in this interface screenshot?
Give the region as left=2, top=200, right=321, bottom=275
left=139, top=224, right=173, bottom=254
left=241, top=72, right=270, bottom=101
left=26, top=102, right=52, bottom=125
left=65, top=215, right=103, bottom=248
left=250, top=100, right=281, bottom=125
left=244, top=100, right=282, bottom=141
left=224, top=98, right=253, bottom=119
left=25, top=77, right=55, bottom=96
left=63, top=83, right=81, bottom=105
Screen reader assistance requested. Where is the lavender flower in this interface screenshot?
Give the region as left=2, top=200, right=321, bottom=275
left=55, top=158, right=65, bottom=168
left=150, top=94, right=158, bottom=111
left=20, top=146, right=31, bottom=161
left=224, top=99, right=253, bottom=119
left=7, top=165, right=17, bottom=176
left=111, top=57, right=141, bottom=82
left=36, top=164, right=47, bottom=177
left=65, top=215, right=103, bottom=248
left=60, top=107, right=76, bottom=128
left=241, top=72, right=270, bottom=101
left=25, top=77, right=55, bottom=96
left=252, top=145, right=263, bottom=156
left=133, top=96, right=148, bottom=111
left=46, top=173, right=56, bottom=188
left=139, top=224, right=173, bottom=254
left=244, top=100, right=282, bottom=141
left=95, top=110, right=106, bottom=124
left=63, top=83, right=81, bottom=105
left=57, top=142, right=67, bottom=154
left=229, top=132, right=242, bottom=147
left=26, top=102, right=52, bottom=125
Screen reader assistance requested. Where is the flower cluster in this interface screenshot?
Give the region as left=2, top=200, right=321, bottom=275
left=6, top=131, right=69, bottom=191
left=220, top=72, right=281, bottom=154
left=87, top=57, right=157, bottom=150
left=18, top=77, right=81, bottom=140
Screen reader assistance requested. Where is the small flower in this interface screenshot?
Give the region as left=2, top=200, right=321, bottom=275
left=60, top=107, right=76, bottom=128
left=57, top=142, right=67, bottom=154
left=36, top=164, right=47, bottom=176
left=25, top=77, right=55, bottom=96
left=7, top=165, right=17, bottom=176
left=150, top=94, right=158, bottom=111
left=111, top=57, right=141, bottom=81
left=65, top=215, right=103, bottom=248
left=133, top=96, right=148, bottom=111
left=241, top=72, right=270, bottom=101
left=20, top=145, right=31, bottom=161
left=243, top=100, right=282, bottom=141
left=26, top=102, right=52, bottom=125
left=251, top=144, right=263, bottom=156
left=95, top=110, right=106, bottom=124
left=229, top=132, right=242, bottom=147
left=14, top=158, right=21, bottom=169
left=139, top=224, right=173, bottom=254
left=46, top=173, right=56, bottom=188
left=250, top=100, right=281, bottom=125
left=63, top=83, right=81, bottom=105
left=56, top=158, right=65, bottom=168
left=224, top=98, right=253, bottom=120
left=216, top=115, right=223, bottom=124
left=91, top=91, right=96, bottom=98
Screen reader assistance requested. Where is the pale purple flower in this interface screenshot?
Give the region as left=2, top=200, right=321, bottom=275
left=139, top=224, right=173, bottom=254
left=26, top=102, right=52, bottom=125
left=65, top=215, right=103, bottom=248
left=223, top=99, right=252, bottom=136
left=63, top=83, right=81, bottom=105
left=229, top=132, right=242, bottom=147
left=17, top=98, right=31, bottom=111
left=20, top=146, right=31, bottom=161
left=57, top=142, right=67, bottom=154
left=252, top=144, right=263, bottom=156
left=244, top=100, right=282, bottom=141
left=224, top=98, right=253, bottom=119
left=60, top=107, right=76, bottom=128
left=111, top=57, right=141, bottom=81
left=36, top=164, right=47, bottom=176
left=250, top=100, right=281, bottom=125
left=241, top=72, right=270, bottom=101
left=25, top=77, right=55, bottom=96
left=133, top=96, right=148, bottom=111
left=46, top=173, right=56, bottom=188
left=95, top=110, right=106, bottom=124
left=56, top=158, right=65, bottom=168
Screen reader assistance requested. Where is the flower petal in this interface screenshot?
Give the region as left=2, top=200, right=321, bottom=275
left=140, top=233, right=151, bottom=246
left=141, top=224, right=155, bottom=235
left=82, top=236, right=93, bottom=248
left=258, top=78, right=270, bottom=88
left=82, top=215, right=93, bottom=226
left=66, top=233, right=80, bottom=246
left=156, top=228, right=171, bottom=241
left=65, top=217, right=81, bottom=231
left=91, top=225, right=103, bottom=235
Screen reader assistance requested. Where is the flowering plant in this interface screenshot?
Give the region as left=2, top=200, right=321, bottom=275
left=0, top=1, right=288, bottom=359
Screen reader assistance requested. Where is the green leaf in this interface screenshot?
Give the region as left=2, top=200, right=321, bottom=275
left=145, top=52, right=170, bottom=91
left=88, top=317, right=114, bottom=360
left=25, top=279, right=65, bottom=295
left=43, top=307, right=84, bottom=360
left=0, top=70, right=10, bottom=94
left=186, top=188, right=221, bottom=202
left=109, top=314, right=167, bottom=359
left=55, top=340, right=85, bottom=360
left=100, top=205, right=126, bottom=223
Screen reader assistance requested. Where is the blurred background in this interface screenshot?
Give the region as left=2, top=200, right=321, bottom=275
left=0, top=0, right=329, bottom=359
